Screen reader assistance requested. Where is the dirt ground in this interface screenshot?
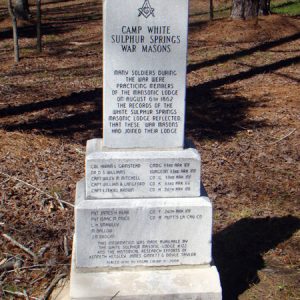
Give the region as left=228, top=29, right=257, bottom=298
left=0, top=0, right=299, bottom=299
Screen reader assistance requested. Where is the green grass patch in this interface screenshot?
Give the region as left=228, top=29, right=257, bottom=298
left=271, top=0, right=300, bottom=16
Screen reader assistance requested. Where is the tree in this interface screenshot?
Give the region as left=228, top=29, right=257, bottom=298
left=259, top=0, right=270, bottom=15
left=7, top=0, right=42, bottom=62
left=209, top=0, right=214, bottom=20
left=36, top=0, right=42, bottom=52
left=14, top=0, right=31, bottom=20
left=8, top=0, right=19, bottom=63
left=231, top=0, right=259, bottom=19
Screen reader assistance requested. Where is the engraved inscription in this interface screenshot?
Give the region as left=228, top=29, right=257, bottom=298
left=104, top=0, right=188, bottom=148
left=86, top=158, right=200, bottom=199
left=108, top=69, right=181, bottom=137
left=85, top=208, right=204, bottom=267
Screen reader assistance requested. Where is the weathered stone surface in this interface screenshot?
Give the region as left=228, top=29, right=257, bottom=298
left=85, top=139, right=200, bottom=199
left=70, top=249, right=222, bottom=300
left=75, top=179, right=212, bottom=269
left=103, top=0, right=188, bottom=149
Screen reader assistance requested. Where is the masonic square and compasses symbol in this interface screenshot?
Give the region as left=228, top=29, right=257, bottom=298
left=138, top=0, right=155, bottom=18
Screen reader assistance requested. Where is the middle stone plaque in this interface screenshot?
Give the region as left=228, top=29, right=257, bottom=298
left=85, top=139, right=200, bottom=199
left=103, top=0, right=188, bottom=149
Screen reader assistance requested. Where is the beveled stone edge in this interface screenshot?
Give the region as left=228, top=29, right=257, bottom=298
left=86, top=138, right=199, bottom=154
left=70, top=238, right=222, bottom=299
left=76, top=179, right=211, bottom=208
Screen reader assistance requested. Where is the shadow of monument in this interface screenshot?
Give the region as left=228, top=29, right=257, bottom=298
left=212, top=215, right=300, bottom=300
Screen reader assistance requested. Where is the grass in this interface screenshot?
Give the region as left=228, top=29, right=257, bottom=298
left=188, top=0, right=300, bottom=19
left=271, top=0, right=300, bottom=15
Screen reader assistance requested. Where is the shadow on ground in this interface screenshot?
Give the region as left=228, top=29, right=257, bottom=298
left=187, top=32, right=300, bottom=73
left=43, top=0, right=101, bottom=24
left=0, top=23, right=68, bottom=40
left=188, top=54, right=300, bottom=89
left=0, top=89, right=103, bottom=143
left=186, top=86, right=267, bottom=141
left=2, top=51, right=299, bottom=142
left=184, top=51, right=300, bottom=140
left=0, top=0, right=101, bottom=41
left=0, top=84, right=264, bottom=144
left=1, top=30, right=300, bottom=142
left=213, top=215, right=300, bottom=300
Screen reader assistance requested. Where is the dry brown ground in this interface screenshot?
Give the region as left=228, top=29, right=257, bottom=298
left=0, top=0, right=299, bottom=299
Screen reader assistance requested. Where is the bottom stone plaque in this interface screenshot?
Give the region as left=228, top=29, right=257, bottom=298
left=70, top=247, right=222, bottom=300
left=75, top=179, right=212, bottom=269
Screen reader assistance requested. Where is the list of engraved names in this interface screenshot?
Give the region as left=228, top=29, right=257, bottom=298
left=86, top=159, right=199, bottom=198
left=88, top=207, right=203, bottom=266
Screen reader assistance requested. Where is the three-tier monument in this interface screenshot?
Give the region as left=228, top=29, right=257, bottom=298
left=69, top=0, right=222, bottom=298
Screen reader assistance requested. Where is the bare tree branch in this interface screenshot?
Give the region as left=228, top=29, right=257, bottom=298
left=42, top=273, right=67, bottom=300
left=0, top=171, right=74, bottom=208
left=2, top=234, right=37, bottom=259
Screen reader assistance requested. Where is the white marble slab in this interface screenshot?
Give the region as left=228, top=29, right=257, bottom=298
left=70, top=257, right=222, bottom=299
left=75, top=179, right=212, bottom=269
left=86, top=139, right=200, bottom=199
left=103, top=0, right=188, bottom=149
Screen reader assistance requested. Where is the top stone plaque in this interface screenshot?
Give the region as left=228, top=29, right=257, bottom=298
left=103, top=0, right=188, bottom=149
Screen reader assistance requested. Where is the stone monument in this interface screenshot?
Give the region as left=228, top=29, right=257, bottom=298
left=70, top=0, right=222, bottom=298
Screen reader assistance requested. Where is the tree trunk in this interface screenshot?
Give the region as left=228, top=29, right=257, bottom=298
left=231, top=0, right=259, bottom=19
left=8, top=0, right=19, bottom=63
left=209, top=0, right=214, bottom=20
left=259, top=0, right=270, bottom=15
left=14, top=0, right=31, bottom=20
left=231, top=0, right=244, bottom=19
left=244, top=0, right=259, bottom=19
left=36, top=0, right=42, bottom=52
